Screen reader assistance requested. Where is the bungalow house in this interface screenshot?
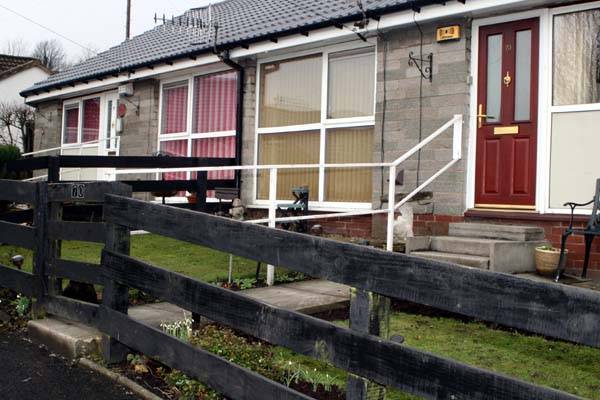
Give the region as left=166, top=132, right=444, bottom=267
left=21, top=0, right=600, bottom=274
left=0, top=54, right=51, bottom=150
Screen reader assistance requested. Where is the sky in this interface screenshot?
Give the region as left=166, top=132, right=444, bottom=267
left=0, top=0, right=219, bottom=62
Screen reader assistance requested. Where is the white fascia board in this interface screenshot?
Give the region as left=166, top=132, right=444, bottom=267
left=24, top=0, right=531, bottom=105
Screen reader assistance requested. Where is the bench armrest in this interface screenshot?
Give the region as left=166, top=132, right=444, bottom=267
left=563, top=200, right=595, bottom=230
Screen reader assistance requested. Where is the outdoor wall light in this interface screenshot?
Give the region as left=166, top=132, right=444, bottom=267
left=11, top=255, right=24, bottom=270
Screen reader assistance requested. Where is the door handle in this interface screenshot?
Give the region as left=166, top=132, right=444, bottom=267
left=477, top=104, right=495, bottom=128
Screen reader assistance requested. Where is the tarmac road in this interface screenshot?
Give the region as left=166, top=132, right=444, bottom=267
left=0, top=331, right=140, bottom=400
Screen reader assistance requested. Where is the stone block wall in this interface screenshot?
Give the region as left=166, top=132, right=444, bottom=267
left=119, top=79, right=160, bottom=157
left=374, top=18, right=471, bottom=217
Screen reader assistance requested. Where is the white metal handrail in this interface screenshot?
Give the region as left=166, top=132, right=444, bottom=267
left=23, top=136, right=121, bottom=157
left=107, top=114, right=463, bottom=284
left=21, top=136, right=121, bottom=181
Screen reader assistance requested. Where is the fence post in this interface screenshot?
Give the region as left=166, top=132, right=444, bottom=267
left=346, top=289, right=390, bottom=400
left=195, top=170, right=207, bottom=212
left=48, top=156, right=60, bottom=183
left=101, top=183, right=133, bottom=364
left=347, top=163, right=396, bottom=400
left=31, top=182, right=49, bottom=317
left=267, top=167, right=277, bottom=286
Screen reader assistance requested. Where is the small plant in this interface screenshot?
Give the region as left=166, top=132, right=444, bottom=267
left=127, top=353, right=149, bottom=374
left=275, top=271, right=306, bottom=284
left=234, top=277, right=257, bottom=290
left=537, top=245, right=559, bottom=252
left=160, top=317, right=193, bottom=342
left=12, top=294, right=30, bottom=317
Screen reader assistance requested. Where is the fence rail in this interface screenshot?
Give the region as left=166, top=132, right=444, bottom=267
left=0, top=179, right=596, bottom=400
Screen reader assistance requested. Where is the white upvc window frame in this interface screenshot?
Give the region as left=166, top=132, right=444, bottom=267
left=253, top=41, right=377, bottom=210
left=157, top=66, right=237, bottom=200
left=61, top=92, right=108, bottom=149
left=467, top=1, right=600, bottom=216
left=543, top=1, right=600, bottom=215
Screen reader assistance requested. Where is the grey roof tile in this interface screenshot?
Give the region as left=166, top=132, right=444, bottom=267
left=23, top=0, right=434, bottom=96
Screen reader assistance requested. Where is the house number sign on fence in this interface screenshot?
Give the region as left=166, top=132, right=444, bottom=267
left=70, top=183, right=86, bottom=199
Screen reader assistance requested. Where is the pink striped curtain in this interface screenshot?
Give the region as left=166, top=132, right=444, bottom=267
left=82, top=98, right=100, bottom=142
left=63, top=107, right=79, bottom=144
left=192, top=136, right=235, bottom=180
left=162, top=85, right=188, bottom=134
left=193, top=71, right=237, bottom=133
left=160, top=140, right=188, bottom=182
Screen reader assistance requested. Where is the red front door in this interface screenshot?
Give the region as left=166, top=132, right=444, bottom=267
left=475, top=18, right=539, bottom=209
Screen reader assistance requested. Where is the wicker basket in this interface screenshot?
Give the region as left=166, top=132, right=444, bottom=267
left=535, top=247, right=565, bottom=276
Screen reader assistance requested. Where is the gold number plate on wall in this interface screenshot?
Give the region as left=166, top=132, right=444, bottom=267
left=494, top=125, right=519, bottom=135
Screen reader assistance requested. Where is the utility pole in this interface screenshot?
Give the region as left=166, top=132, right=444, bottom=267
left=125, top=0, right=131, bottom=40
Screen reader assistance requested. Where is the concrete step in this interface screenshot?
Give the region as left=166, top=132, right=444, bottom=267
left=410, top=250, right=490, bottom=269
left=449, top=222, right=545, bottom=241
left=430, top=236, right=503, bottom=257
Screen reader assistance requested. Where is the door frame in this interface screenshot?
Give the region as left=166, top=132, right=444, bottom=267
left=466, top=8, right=551, bottom=212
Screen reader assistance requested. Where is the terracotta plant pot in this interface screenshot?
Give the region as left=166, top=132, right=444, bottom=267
left=535, top=246, right=565, bottom=276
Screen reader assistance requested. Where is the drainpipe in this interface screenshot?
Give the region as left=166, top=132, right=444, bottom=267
left=214, top=49, right=244, bottom=192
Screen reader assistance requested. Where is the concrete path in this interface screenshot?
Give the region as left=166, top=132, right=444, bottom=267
left=243, top=279, right=349, bottom=314
left=28, top=279, right=350, bottom=359
left=0, top=331, right=139, bottom=400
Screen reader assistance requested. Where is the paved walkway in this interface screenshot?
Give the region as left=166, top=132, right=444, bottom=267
left=0, top=331, right=138, bottom=400
left=27, top=279, right=351, bottom=360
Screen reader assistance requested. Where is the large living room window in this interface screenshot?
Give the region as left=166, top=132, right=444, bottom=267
left=159, top=70, right=238, bottom=186
left=256, top=45, right=375, bottom=206
left=549, top=4, right=600, bottom=210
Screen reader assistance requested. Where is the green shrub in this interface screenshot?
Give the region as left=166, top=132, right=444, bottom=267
left=0, top=145, right=21, bottom=180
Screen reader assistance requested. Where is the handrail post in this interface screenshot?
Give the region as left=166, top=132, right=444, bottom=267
left=267, top=167, right=277, bottom=286
left=386, top=164, right=397, bottom=252
left=453, top=114, right=463, bottom=160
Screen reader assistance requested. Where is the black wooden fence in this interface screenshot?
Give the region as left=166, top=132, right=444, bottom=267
left=6, top=155, right=237, bottom=203
left=1, top=179, right=599, bottom=400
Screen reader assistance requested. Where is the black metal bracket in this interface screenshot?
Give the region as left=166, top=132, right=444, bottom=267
left=408, top=51, right=433, bottom=82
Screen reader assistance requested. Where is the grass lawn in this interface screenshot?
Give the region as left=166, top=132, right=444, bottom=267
left=277, top=312, right=600, bottom=399
left=0, top=233, right=262, bottom=283
left=1, top=235, right=599, bottom=398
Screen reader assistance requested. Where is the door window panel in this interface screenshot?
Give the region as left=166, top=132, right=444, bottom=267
left=327, top=48, right=375, bottom=119
left=553, top=9, right=600, bottom=106
left=257, top=131, right=320, bottom=200
left=82, top=98, right=100, bottom=142
left=486, top=34, right=502, bottom=123
left=515, top=30, right=532, bottom=121
left=63, top=106, right=79, bottom=144
left=259, top=55, right=322, bottom=127
left=325, top=127, right=373, bottom=202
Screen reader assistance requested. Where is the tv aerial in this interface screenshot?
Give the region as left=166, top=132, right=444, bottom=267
left=154, top=3, right=219, bottom=46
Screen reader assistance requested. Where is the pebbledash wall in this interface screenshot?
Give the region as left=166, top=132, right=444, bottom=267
left=31, top=18, right=598, bottom=272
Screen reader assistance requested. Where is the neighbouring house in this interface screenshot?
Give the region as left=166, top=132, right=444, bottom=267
left=21, top=0, right=600, bottom=273
left=0, top=54, right=51, bottom=150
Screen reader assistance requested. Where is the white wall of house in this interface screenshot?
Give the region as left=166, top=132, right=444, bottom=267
left=0, top=66, right=50, bottom=149
left=0, top=66, right=49, bottom=104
